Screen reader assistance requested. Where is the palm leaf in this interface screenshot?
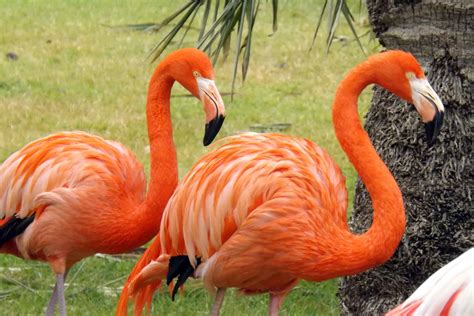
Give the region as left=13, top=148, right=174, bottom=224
left=140, top=0, right=365, bottom=93
left=271, top=0, right=278, bottom=33
left=230, top=0, right=246, bottom=97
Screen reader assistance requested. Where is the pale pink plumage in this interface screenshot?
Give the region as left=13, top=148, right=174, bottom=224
left=386, top=248, right=474, bottom=316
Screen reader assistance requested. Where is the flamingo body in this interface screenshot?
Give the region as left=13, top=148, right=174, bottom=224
left=386, top=248, right=474, bottom=316
left=118, top=50, right=445, bottom=315
left=0, top=132, right=146, bottom=264
left=161, top=133, right=349, bottom=291
left=0, top=48, right=225, bottom=315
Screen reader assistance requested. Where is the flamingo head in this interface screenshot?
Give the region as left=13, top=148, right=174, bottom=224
left=162, top=48, right=226, bottom=146
left=372, top=51, right=445, bottom=146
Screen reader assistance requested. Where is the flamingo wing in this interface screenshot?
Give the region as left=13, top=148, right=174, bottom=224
left=386, top=248, right=474, bottom=316
left=117, top=132, right=348, bottom=315
left=160, top=133, right=347, bottom=261
left=0, top=132, right=145, bottom=237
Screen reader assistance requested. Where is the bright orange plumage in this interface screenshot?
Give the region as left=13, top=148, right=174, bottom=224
left=0, top=131, right=146, bottom=261
left=118, top=50, right=445, bottom=316
left=0, top=48, right=225, bottom=316
left=160, top=133, right=348, bottom=268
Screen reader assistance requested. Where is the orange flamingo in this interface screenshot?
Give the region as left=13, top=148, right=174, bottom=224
left=117, top=50, right=445, bottom=316
left=386, top=248, right=473, bottom=316
left=0, top=48, right=225, bottom=316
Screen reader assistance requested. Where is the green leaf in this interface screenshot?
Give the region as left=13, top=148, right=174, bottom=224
left=341, top=0, right=366, bottom=55
left=309, top=0, right=328, bottom=51
left=148, top=1, right=201, bottom=62
left=230, top=0, right=247, bottom=98
left=325, top=0, right=343, bottom=54
left=242, top=0, right=258, bottom=82
left=198, top=0, right=212, bottom=41
left=140, top=0, right=366, bottom=92
left=271, top=0, right=278, bottom=33
left=177, top=1, right=202, bottom=48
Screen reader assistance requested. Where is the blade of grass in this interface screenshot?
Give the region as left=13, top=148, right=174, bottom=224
left=66, top=260, right=86, bottom=289
left=0, top=275, right=36, bottom=294
left=100, top=275, right=128, bottom=287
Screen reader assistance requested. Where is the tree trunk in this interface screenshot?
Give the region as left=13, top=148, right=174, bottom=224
left=339, top=0, right=473, bottom=314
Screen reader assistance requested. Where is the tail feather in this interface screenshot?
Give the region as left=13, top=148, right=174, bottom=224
left=0, top=215, right=34, bottom=245
left=116, top=235, right=169, bottom=316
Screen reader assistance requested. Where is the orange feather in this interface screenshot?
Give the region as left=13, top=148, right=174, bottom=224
left=0, top=48, right=225, bottom=315
left=118, top=51, right=444, bottom=315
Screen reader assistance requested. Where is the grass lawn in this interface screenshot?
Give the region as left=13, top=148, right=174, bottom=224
left=0, top=1, right=378, bottom=315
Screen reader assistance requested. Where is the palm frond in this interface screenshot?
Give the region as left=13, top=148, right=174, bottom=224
left=139, top=0, right=365, bottom=94
left=311, top=0, right=366, bottom=55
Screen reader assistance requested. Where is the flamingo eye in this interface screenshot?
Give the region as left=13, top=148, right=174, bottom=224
left=406, top=72, right=416, bottom=80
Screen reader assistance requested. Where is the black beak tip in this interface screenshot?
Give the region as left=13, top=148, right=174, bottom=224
left=424, top=110, right=444, bottom=147
left=203, top=115, right=225, bottom=146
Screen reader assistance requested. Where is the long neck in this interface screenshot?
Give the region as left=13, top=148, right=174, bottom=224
left=131, top=70, right=179, bottom=247
left=330, top=63, right=406, bottom=275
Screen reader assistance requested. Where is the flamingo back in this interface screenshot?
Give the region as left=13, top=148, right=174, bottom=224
left=0, top=132, right=146, bottom=220
left=159, top=133, right=348, bottom=266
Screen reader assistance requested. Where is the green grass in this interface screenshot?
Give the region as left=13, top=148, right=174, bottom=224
left=0, top=0, right=378, bottom=315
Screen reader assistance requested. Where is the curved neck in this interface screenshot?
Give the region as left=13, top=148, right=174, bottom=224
left=131, top=69, right=179, bottom=247
left=330, top=62, right=406, bottom=275
left=145, top=70, right=179, bottom=214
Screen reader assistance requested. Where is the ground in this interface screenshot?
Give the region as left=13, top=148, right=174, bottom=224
left=0, top=1, right=376, bottom=314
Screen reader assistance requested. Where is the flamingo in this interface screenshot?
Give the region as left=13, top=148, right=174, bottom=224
left=116, top=50, right=445, bottom=316
left=0, top=48, right=225, bottom=316
left=386, top=248, right=473, bottom=316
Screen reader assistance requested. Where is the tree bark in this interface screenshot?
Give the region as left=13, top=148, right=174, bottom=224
left=339, top=0, right=473, bottom=314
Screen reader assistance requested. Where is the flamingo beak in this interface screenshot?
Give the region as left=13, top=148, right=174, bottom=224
left=410, top=78, right=445, bottom=146
left=197, top=77, right=226, bottom=146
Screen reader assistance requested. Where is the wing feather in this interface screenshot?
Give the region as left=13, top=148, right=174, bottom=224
left=0, top=132, right=145, bottom=220
left=160, top=133, right=347, bottom=265
left=387, top=248, right=474, bottom=316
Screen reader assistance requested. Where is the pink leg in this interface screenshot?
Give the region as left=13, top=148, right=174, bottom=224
left=210, top=288, right=226, bottom=316
left=268, top=293, right=285, bottom=316
left=45, top=270, right=68, bottom=316
left=45, top=282, right=58, bottom=316
left=57, top=273, right=67, bottom=316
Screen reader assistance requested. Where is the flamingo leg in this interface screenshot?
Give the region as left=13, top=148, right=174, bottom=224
left=210, top=288, right=226, bottom=316
left=45, top=270, right=68, bottom=316
left=45, top=282, right=58, bottom=316
left=268, top=293, right=285, bottom=316
left=56, top=273, right=67, bottom=316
